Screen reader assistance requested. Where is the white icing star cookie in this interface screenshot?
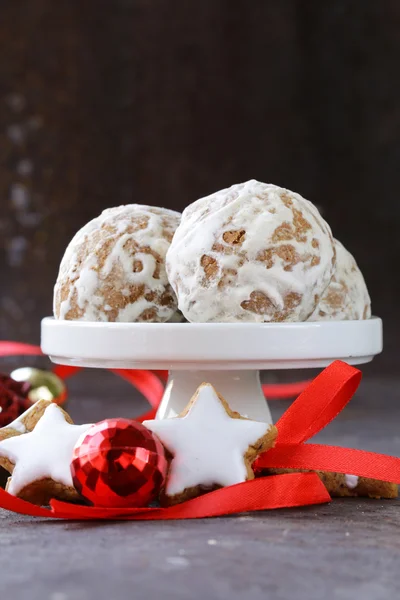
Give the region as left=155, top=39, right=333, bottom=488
left=0, top=403, right=92, bottom=505
left=0, top=400, right=55, bottom=473
left=143, top=383, right=277, bottom=505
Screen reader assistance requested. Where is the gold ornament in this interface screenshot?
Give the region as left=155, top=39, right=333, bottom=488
left=10, top=368, right=67, bottom=405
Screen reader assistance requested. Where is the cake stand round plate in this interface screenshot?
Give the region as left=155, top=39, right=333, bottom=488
left=41, top=317, right=383, bottom=423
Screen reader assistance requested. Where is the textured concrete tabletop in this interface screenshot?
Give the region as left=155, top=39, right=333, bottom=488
left=1, top=366, right=399, bottom=600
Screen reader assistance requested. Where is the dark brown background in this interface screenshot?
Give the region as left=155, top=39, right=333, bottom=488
left=0, top=0, right=399, bottom=372
left=1, top=5, right=400, bottom=594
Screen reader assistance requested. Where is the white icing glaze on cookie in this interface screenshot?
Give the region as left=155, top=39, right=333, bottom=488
left=308, top=239, right=371, bottom=321
left=345, top=474, right=359, bottom=489
left=5, top=401, right=45, bottom=434
left=166, top=180, right=335, bottom=322
left=7, top=419, right=27, bottom=434
left=0, top=404, right=92, bottom=496
left=54, top=204, right=181, bottom=323
left=143, top=384, right=270, bottom=497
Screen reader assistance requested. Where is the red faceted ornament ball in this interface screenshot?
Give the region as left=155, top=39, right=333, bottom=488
left=71, top=418, right=168, bottom=508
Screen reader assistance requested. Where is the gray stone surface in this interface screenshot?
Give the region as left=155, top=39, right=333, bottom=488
left=0, top=366, right=399, bottom=600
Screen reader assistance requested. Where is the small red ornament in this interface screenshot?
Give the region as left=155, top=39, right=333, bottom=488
left=71, top=418, right=168, bottom=508
left=0, top=373, right=31, bottom=427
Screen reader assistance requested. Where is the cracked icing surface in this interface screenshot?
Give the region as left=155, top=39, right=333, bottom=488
left=166, top=180, right=336, bottom=322
left=308, top=239, right=371, bottom=321
left=54, top=205, right=181, bottom=322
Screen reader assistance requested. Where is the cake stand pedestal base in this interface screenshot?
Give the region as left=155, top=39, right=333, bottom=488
left=158, top=369, right=271, bottom=421
left=41, top=318, right=383, bottom=424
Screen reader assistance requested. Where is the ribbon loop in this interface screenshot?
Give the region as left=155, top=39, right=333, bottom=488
left=275, top=360, right=362, bottom=445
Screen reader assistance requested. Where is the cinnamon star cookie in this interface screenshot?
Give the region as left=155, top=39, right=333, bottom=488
left=144, top=383, right=277, bottom=505
left=0, top=402, right=92, bottom=505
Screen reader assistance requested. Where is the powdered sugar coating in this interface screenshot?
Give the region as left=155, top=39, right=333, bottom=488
left=308, top=239, right=371, bottom=321
left=54, top=205, right=181, bottom=323
left=166, top=180, right=336, bottom=323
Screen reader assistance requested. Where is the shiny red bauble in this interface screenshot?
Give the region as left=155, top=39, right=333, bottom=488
left=0, top=373, right=31, bottom=427
left=71, top=418, right=168, bottom=508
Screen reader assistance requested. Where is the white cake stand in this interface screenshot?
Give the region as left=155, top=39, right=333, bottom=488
left=41, top=317, right=382, bottom=424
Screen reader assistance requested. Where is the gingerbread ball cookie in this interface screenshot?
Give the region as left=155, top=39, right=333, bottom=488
left=54, top=205, right=181, bottom=323
left=308, top=239, right=371, bottom=321
left=166, top=180, right=336, bottom=323
left=144, top=382, right=277, bottom=505
left=167, top=309, right=187, bottom=323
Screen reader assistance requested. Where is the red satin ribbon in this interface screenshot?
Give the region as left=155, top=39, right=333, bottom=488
left=254, top=361, right=400, bottom=484
left=0, top=342, right=44, bottom=357
left=0, top=474, right=330, bottom=520
left=1, top=342, right=399, bottom=520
